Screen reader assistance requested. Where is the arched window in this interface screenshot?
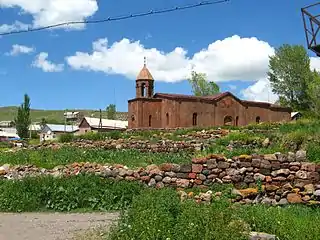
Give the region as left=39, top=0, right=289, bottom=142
left=224, top=116, right=233, bottom=126
left=131, top=115, right=135, bottom=122
left=235, top=116, right=239, bottom=126
left=141, top=83, right=146, bottom=97
left=256, top=116, right=261, bottom=124
left=192, top=113, right=198, bottom=126
left=149, top=115, right=152, bottom=127
left=166, top=113, right=169, bottom=126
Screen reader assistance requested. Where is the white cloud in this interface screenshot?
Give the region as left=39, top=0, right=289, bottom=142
left=7, top=44, right=35, bottom=56
left=66, top=35, right=275, bottom=83
left=32, top=52, right=64, bottom=72
left=0, top=0, right=98, bottom=32
left=65, top=34, right=320, bottom=103
left=242, top=56, right=320, bottom=104
left=310, top=57, right=320, bottom=71
left=0, top=20, right=30, bottom=33
left=191, top=36, right=274, bottom=82
left=241, top=78, right=278, bottom=103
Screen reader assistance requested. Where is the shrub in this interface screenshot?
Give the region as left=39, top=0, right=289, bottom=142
left=109, top=189, right=320, bottom=240
left=306, top=141, right=320, bottom=163
left=0, top=141, right=11, bottom=149
left=74, top=132, right=107, bottom=141
left=237, top=205, right=320, bottom=240
left=106, top=131, right=122, bottom=140
left=0, top=175, right=143, bottom=212
left=58, top=133, right=74, bottom=143
left=108, top=189, right=246, bottom=240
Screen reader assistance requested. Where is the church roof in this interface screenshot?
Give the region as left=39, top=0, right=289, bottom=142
left=137, top=64, right=154, bottom=80
left=154, top=92, right=232, bottom=101
left=153, top=92, right=291, bottom=110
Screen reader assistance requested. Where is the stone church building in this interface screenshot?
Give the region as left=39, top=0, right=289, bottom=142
left=128, top=63, right=291, bottom=129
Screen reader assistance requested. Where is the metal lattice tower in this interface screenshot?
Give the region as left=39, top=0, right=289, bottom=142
left=302, top=2, right=320, bottom=56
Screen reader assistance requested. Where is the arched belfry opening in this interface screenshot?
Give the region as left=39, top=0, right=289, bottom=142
left=136, top=57, right=154, bottom=98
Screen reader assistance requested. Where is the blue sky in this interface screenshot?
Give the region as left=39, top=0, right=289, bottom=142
left=0, top=0, right=318, bottom=111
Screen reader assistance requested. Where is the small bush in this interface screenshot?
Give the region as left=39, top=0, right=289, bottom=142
left=109, top=189, right=320, bottom=240
left=0, top=175, right=143, bottom=212
left=74, top=132, right=107, bottom=141
left=106, top=131, right=122, bottom=140
left=58, top=133, right=74, bottom=143
left=306, top=142, right=320, bottom=163
left=237, top=205, right=320, bottom=240
left=0, top=141, right=11, bottom=149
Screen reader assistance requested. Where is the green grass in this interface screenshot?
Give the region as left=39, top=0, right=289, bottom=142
left=1, top=174, right=319, bottom=239
left=0, top=106, right=128, bottom=123
left=0, top=147, right=192, bottom=168
left=0, top=175, right=143, bottom=212
left=108, top=188, right=320, bottom=240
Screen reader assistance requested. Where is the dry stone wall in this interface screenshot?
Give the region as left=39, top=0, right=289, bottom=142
left=1, top=150, right=320, bottom=205
left=27, top=129, right=228, bottom=152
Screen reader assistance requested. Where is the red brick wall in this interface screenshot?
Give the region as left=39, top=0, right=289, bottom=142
left=128, top=99, right=162, bottom=129
left=128, top=96, right=291, bottom=129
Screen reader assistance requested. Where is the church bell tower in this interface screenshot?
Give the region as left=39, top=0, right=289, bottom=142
left=136, top=57, right=154, bottom=98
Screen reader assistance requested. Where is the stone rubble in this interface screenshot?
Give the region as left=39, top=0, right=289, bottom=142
left=1, top=150, right=320, bottom=206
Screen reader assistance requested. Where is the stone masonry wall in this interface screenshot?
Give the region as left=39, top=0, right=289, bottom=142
left=1, top=150, right=320, bottom=205
left=26, top=129, right=227, bottom=152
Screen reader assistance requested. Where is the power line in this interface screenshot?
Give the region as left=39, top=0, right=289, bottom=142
left=0, top=0, right=229, bottom=36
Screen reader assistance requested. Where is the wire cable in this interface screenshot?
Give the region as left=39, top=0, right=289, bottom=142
left=0, top=0, right=229, bottom=36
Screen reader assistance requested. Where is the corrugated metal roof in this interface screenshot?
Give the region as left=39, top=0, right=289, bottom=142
left=291, top=112, right=301, bottom=118
left=46, top=124, right=79, bottom=133
left=29, top=124, right=42, bottom=131
left=84, top=117, right=128, bottom=129
left=0, top=130, right=19, bottom=138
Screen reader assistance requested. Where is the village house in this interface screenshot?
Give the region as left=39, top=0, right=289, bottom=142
left=40, top=124, right=79, bottom=142
left=0, top=121, right=14, bottom=128
left=0, top=130, right=20, bottom=141
left=128, top=62, right=292, bottom=129
left=78, top=117, right=128, bottom=134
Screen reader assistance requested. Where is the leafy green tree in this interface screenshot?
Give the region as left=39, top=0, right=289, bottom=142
left=40, top=118, right=47, bottom=127
left=106, top=104, right=116, bottom=120
left=268, top=44, right=312, bottom=111
left=15, top=94, right=31, bottom=139
left=188, top=71, right=220, bottom=96
left=307, top=70, right=320, bottom=116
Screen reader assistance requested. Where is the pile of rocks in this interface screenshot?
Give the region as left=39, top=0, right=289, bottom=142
left=1, top=150, right=319, bottom=205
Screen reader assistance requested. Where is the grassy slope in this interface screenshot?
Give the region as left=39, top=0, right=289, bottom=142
left=0, top=106, right=128, bottom=122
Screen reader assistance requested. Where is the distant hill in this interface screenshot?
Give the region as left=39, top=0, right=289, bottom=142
left=0, top=106, right=128, bottom=123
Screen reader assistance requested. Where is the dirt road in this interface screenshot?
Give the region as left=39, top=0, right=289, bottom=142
left=0, top=212, right=119, bottom=240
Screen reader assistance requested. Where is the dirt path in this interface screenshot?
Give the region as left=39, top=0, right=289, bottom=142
left=0, top=212, right=119, bottom=240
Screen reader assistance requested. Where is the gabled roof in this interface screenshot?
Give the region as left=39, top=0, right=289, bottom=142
left=154, top=92, right=237, bottom=102
left=44, top=124, right=79, bottom=133
left=82, top=117, right=128, bottom=129
left=153, top=92, right=291, bottom=110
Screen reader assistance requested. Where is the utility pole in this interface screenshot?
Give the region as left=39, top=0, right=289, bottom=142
left=98, top=109, right=102, bottom=131
left=64, top=109, right=67, bottom=133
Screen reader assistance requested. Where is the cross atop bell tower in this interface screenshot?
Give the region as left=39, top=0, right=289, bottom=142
left=136, top=57, right=154, bottom=98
